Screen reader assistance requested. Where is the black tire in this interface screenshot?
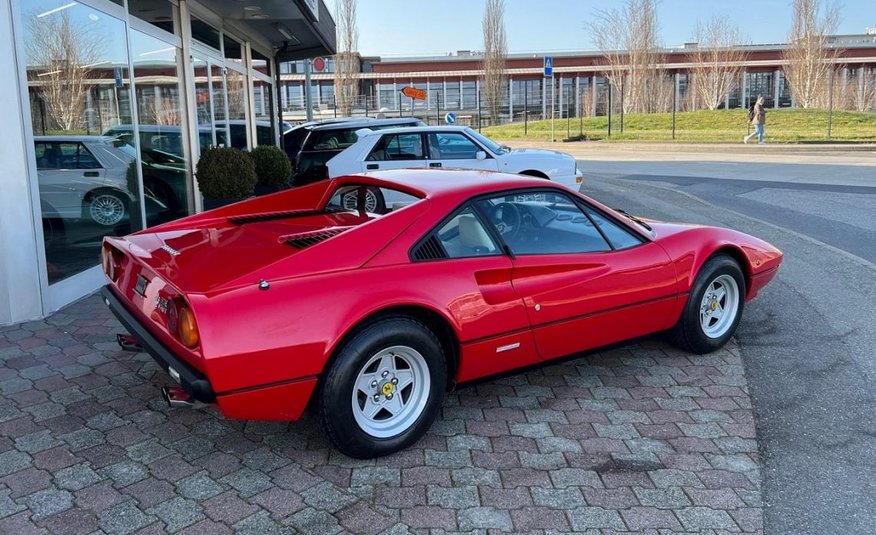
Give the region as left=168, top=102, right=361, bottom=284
left=318, top=316, right=446, bottom=458
left=670, top=254, right=746, bottom=354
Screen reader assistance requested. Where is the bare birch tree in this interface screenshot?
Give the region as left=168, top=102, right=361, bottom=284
left=689, top=18, right=749, bottom=110
left=333, top=0, right=359, bottom=116
left=590, top=0, right=663, bottom=114
left=482, top=0, right=507, bottom=122
left=784, top=0, right=841, bottom=108
left=26, top=11, right=102, bottom=131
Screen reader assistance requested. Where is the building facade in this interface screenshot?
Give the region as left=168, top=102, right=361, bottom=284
left=279, top=34, right=876, bottom=123
left=1, top=0, right=335, bottom=325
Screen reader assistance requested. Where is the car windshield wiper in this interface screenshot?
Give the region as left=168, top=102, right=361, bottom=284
left=614, top=208, right=652, bottom=231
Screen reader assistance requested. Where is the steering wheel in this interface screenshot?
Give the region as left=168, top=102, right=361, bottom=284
left=491, top=202, right=522, bottom=242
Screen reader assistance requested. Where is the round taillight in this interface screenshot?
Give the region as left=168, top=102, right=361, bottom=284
left=177, top=305, right=200, bottom=348
left=102, top=245, right=118, bottom=281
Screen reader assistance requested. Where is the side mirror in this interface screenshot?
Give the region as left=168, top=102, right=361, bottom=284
left=475, top=151, right=487, bottom=161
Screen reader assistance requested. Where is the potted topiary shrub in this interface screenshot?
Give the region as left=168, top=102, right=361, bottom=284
left=248, top=145, right=292, bottom=195
left=196, top=146, right=257, bottom=210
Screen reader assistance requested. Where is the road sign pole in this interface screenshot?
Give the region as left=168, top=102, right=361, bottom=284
left=551, top=79, right=555, bottom=142
left=524, top=82, right=528, bottom=136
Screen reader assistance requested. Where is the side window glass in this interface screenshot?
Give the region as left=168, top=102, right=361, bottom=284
left=74, top=144, right=101, bottom=169
left=435, top=205, right=499, bottom=258
left=581, top=205, right=644, bottom=250
left=383, top=133, right=423, bottom=160
left=427, top=132, right=480, bottom=160
left=35, top=142, right=56, bottom=169
left=476, top=191, right=611, bottom=255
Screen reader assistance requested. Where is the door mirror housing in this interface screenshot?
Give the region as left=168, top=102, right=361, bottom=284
left=475, top=151, right=487, bottom=161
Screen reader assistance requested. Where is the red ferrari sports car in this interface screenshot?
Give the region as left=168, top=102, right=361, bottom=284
left=101, top=169, right=781, bottom=458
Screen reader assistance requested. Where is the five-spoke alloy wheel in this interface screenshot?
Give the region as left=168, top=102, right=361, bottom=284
left=671, top=254, right=746, bottom=354
left=319, top=316, right=446, bottom=458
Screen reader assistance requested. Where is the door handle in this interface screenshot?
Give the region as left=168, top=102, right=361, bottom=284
left=83, top=171, right=99, bottom=177
left=366, top=164, right=379, bottom=170
left=429, top=162, right=442, bottom=168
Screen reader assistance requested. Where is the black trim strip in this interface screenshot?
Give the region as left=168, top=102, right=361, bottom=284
left=101, top=286, right=215, bottom=403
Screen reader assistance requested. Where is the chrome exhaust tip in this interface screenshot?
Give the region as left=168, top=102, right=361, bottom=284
left=161, top=386, right=194, bottom=408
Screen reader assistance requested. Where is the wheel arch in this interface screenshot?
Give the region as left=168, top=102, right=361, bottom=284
left=320, top=304, right=461, bottom=398
left=519, top=170, right=549, bottom=179
left=708, top=245, right=752, bottom=297
left=82, top=186, right=131, bottom=205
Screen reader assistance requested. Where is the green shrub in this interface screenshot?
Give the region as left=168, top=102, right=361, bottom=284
left=196, top=147, right=257, bottom=199
left=248, top=145, right=292, bottom=187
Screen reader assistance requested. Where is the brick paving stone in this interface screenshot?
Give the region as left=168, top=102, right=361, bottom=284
left=2, top=467, right=53, bottom=498
left=73, top=481, right=127, bottom=512
left=97, top=500, right=157, bottom=535
left=202, top=490, right=260, bottom=524
left=37, top=507, right=98, bottom=535
left=176, top=472, right=224, bottom=501
left=531, top=487, right=584, bottom=509
left=375, top=486, right=426, bottom=509
left=147, top=496, right=204, bottom=532
left=676, top=506, right=739, bottom=531
left=581, top=487, right=640, bottom=509
left=122, top=478, right=176, bottom=509
left=22, top=488, right=74, bottom=521
left=0, top=488, right=27, bottom=518
left=301, top=481, right=357, bottom=513
left=621, top=506, right=684, bottom=531
left=0, top=510, right=48, bottom=535
left=400, top=505, right=457, bottom=531
left=510, top=507, right=571, bottom=531
left=249, top=487, right=305, bottom=518
left=457, top=506, right=513, bottom=532
left=568, top=506, right=627, bottom=531
left=54, top=463, right=102, bottom=491
left=427, top=485, right=480, bottom=508
left=284, top=507, right=343, bottom=535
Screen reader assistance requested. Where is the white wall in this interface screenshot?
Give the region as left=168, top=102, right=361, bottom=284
left=0, top=0, right=44, bottom=326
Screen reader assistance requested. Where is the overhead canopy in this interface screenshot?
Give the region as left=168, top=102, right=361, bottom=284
left=131, top=0, right=336, bottom=61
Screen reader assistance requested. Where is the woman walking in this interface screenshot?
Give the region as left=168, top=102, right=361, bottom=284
left=744, top=96, right=766, bottom=145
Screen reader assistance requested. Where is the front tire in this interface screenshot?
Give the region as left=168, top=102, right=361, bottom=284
left=671, top=254, right=745, bottom=354
left=318, top=316, right=446, bottom=458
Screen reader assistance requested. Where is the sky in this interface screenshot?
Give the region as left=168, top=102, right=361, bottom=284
left=326, top=0, right=875, bottom=57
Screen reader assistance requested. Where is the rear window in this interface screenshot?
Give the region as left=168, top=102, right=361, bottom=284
left=326, top=184, right=421, bottom=215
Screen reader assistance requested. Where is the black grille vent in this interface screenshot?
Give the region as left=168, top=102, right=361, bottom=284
left=413, top=236, right=447, bottom=261
left=228, top=209, right=320, bottom=225
left=282, top=227, right=351, bottom=249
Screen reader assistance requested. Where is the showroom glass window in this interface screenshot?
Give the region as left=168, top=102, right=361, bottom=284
left=129, top=28, right=191, bottom=225
left=22, top=1, right=143, bottom=284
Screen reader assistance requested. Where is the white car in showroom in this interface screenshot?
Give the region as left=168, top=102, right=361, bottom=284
left=326, top=126, right=583, bottom=190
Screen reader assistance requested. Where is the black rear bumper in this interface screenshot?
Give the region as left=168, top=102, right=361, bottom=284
left=101, top=285, right=215, bottom=403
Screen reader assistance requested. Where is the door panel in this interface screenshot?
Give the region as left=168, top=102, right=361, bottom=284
left=510, top=243, right=678, bottom=360
left=426, top=132, right=498, bottom=171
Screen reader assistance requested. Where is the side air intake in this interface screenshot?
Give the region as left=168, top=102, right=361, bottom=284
left=412, top=236, right=447, bottom=261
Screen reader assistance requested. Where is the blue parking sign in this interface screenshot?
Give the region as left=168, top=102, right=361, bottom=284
left=543, top=56, right=553, bottom=78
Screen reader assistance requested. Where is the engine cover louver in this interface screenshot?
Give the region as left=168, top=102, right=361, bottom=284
left=227, top=209, right=322, bottom=225
left=281, top=226, right=353, bottom=249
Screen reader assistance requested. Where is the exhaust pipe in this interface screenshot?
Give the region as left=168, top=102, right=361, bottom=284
left=161, top=386, right=194, bottom=408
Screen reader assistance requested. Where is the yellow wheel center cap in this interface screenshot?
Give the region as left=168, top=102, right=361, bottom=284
left=382, top=382, right=395, bottom=396
left=710, top=300, right=718, bottom=311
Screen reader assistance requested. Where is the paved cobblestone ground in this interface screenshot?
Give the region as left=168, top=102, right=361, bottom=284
left=0, top=295, right=763, bottom=534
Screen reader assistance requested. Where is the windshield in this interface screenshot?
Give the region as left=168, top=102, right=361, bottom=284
left=465, top=128, right=510, bottom=154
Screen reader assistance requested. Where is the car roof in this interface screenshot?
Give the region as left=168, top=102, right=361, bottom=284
left=358, top=125, right=471, bottom=136
left=336, top=168, right=555, bottom=200
left=309, top=117, right=422, bottom=132
left=33, top=135, right=116, bottom=143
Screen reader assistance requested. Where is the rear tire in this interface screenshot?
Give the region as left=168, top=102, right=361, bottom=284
left=318, top=316, right=446, bottom=458
left=671, top=254, right=745, bottom=354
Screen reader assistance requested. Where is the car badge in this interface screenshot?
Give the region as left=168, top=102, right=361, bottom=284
left=382, top=383, right=394, bottom=396
left=155, top=296, right=170, bottom=314
left=161, top=244, right=181, bottom=256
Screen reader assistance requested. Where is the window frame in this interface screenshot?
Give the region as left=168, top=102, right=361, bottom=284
left=409, top=187, right=650, bottom=263
left=424, top=131, right=493, bottom=161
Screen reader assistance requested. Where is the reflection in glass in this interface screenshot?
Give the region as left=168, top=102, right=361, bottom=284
left=253, top=79, right=276, bottom=145
left=226, top=69, right=248, bottom=148
left=211, top=64, right=227, bottom=147
left=22, top=1, right=143, bottom=283
left=127, top=30, right=190, bottom=225
left=193, top=57, right=214, bottom=151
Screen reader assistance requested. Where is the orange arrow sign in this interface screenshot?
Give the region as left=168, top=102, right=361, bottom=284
left=401, top=86, right=427, bottom=100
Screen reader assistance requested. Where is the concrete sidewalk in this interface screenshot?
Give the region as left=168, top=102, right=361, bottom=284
left=0, top=294, right=763, bottom=534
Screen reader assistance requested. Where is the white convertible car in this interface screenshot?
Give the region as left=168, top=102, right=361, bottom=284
left=326, top=126, right=584, bottom=190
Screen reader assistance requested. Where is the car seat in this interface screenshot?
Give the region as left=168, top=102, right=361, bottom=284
left=458, top=215, right=497, bottom=255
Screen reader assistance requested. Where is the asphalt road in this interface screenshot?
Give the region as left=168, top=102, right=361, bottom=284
left=578, top=158, right=876, bottom=535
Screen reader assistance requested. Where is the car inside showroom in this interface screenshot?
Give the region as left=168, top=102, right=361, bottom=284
left=0, top=0, right=336, bottom=325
